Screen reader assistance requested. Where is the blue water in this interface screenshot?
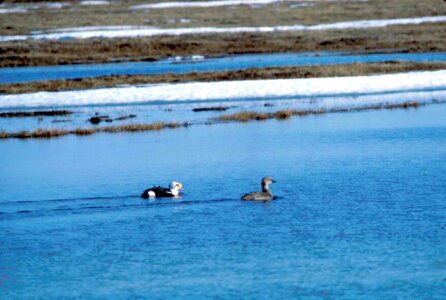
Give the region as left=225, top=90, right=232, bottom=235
left=2, top=52, right=446, bottom=84
left=1, top=105, right=445, bottom=298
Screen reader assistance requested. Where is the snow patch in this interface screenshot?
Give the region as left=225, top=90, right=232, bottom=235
left=289, top=3, right=310, bottom=8
left=80, top=0, right=110, bottom=5
left=0, top=2, right=70, bottom=13
left=0, top=7, right=27, bottom=14
left=1, top=70, right=446, bottom=108
left=169, top=55, right=206, bottom=62
left=43, top=3, right=70, bottom=9
left=132, top=0, right=291, bottom=9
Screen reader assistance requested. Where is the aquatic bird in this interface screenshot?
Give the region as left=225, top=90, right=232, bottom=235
left=141, top=181, right=183, bottom=198
left=241, top=177, right=276, bottom=201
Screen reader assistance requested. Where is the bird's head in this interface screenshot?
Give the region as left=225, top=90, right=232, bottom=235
left=169, top=181, right=183, bottom=191
left=262, top=177, right=276, bottom=186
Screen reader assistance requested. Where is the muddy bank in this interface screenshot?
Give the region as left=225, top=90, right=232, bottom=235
left=2, top=61, right=445, bottom=95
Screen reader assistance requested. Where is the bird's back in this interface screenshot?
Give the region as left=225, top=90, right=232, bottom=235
left=141, top=186, right=174, bottom=198
left=241, top=191, right=273, bottom=201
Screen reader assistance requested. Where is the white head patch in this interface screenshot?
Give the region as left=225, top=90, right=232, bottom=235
left=169, top=181, right=180, bottom=190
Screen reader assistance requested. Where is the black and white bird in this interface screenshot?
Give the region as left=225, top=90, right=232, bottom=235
left=141, top=181, right=183, bottom=198
left=241, top=177, right=276, bottom=201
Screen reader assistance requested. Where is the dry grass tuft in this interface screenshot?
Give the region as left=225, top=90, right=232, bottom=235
left=15, top=131, right=32, bottom=139
left=274, top=110, right=293, bottom=120
left=31, top=129, right=69, bottom=138
left=97, top=121, right=184, bottom=133
left=0, top=131, right=8, bottom=139
left=218, top=101, right=426, bottom=123
left=99, top=122, right=171, bottom=132
left=0, top=121, right=187, bottom=140
left=73, top=128, right=95, bottom=136
left=219, top=111, right=270, bottom=122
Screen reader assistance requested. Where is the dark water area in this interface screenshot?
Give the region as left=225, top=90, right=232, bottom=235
left=2, top=52, right=446, bottom=84
left=1, top=105, right=445, bottom=298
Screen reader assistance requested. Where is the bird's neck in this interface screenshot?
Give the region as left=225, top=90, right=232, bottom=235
left=262, top=184, right=270, bottom=193
left=170, top=188, right=179, bottom=196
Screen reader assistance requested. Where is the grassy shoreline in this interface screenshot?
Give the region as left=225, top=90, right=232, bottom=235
left=0, top=101, right=429, bottom=140
left=2, top=61, right=445, bottom=95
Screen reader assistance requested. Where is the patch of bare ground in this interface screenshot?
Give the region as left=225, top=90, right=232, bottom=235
left=0, top=121, right=187, bottom=140
left=0, top=101, right=428, bottom=140
left=1, top=22, right=445, bottom=67
left=2, top=61, right=446, bottom=94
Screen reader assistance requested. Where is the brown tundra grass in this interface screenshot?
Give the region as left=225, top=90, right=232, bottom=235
left=217, top=102, right=423, bottom=122
left=73, top=128, right=95, bottom=136
left=218, top=111, right=270, bottom=122
left=0, top=121, right=187, bottom=140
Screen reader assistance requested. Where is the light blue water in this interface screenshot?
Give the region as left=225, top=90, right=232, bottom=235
left=2, top=52, right=446, bottom=84
left=1, top=105, right=445, bottom=298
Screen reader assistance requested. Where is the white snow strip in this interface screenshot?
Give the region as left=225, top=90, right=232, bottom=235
left=1, top=16, right=445, bottom=42
left=31, top=25, right=154, bottom=34
left=1, top=70, right=446, bottom=108
left=131, top=0, right=368, bottom=9
left=80, top=0, right=109, bottom=6
left=0, top=7, right=27, bottom=14
left=132, top=0, right=291, bottom=9
left=289, top=3, right=310, bottom=8
left=0, top=35, right=28, bottom=42
left=43, top=3, right=71, bottom=9
left=0, top=2, right=70, bottom=13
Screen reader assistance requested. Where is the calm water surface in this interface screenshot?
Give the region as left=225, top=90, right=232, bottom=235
left=1, top=105, right=445, bottom=298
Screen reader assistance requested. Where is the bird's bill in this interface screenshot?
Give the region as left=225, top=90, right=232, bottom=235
left=178, top=183, right=183, bottom=190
